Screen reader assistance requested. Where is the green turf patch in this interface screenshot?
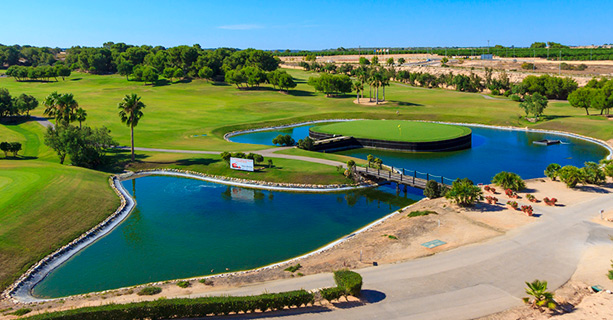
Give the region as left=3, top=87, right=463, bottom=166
left=407, top=210, right=437, bottom=217
left=311, top=120, right=471, bottom=143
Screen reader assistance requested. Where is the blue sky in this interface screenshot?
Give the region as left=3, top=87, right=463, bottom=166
left=2, top=0, right=611, bottom=49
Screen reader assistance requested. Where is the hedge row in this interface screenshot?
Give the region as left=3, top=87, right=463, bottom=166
left=25, top=290, right=314, bottom=320
left=334, top=270, right=363, bottom=297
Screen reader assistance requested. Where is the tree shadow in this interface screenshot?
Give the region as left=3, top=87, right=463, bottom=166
left=470, top=202, right=508, bottom=213
left=175, top=78, right=193, bottom=84
left=0, top=155, right=38, bottom=160
left=70, top=78, right=83, bottom=81
left=288, top=89, right=315, bottom=97
left=360, top=289, right=387, bottom=303
left=204, top=305, right=333, bottom=319
left=0, top=116, right=33, bottom=125
left=153, top=79, right=172, bottom=87
left=394, top=101, right=424, bottom=107
left=211, top=81, right=230, bottom=86
left=175, top=158, right=220, bottom=166
left=576, top=184, right=611, bottom=194
left=98, top=149, right=151, bottom=173
left=540, top=115, right=572, bottom=121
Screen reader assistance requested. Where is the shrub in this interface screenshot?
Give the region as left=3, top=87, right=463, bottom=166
left=334, top=270, right=363, bottom=297
left=492, top=171, right=526, bottom=191
left=543, top=197, right=557, bottom=206
left=521, top=62, right=535, bottom=70
left=11, top=308, right=32, bottom=316
left=485, top=196, right=498, bottom=204
left=198, top=278, right=214, bottom=286
left=284, top=264, right=302, bottom=273
left=407, top=210, right=437, bottom=217
left=581, top=161, right=605, bottom=185
left=507, top=200, right=518, bottom=209
left=297, top=136, right=314, bottom=150
left=320, top=287, right=345, bottom=302
left=423, top=180, right=444, bottom=198
left=558, top=165, right=583, bottom=188
left=445, top=178, right=483, bottom=206
left=25, top=290, right=315, bottom=319
left=510, top=94, right=522, bottom=102
left=177, top=281, right=190, bottom=288
left=544, top=163, right=561, bottom=181
left=138, top=286, right=162, bottom=296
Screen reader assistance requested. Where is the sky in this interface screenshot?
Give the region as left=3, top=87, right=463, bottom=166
left=1, top=0, right=611, bottom=50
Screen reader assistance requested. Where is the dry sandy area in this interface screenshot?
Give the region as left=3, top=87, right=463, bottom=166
left=280, top=53, right=613, bottom=87
left=2, top=179, right=612, bottom=319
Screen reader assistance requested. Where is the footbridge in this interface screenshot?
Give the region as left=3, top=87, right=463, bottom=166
left=354, top=166, right=455, bottom=190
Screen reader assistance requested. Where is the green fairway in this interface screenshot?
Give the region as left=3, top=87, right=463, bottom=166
left=0, top=121, right=120, bottom=290
left=1, top=68, right=611, bottom=153
left=311, top=120, right=471, bottom=142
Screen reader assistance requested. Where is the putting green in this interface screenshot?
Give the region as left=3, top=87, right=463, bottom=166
left=311, top=120, right=471, bottom=143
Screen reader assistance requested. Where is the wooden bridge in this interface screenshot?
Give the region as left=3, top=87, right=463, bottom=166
left=354, top=166, right=455, bottom=190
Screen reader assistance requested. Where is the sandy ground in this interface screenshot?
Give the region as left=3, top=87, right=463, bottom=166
left=280, top=53, right=613, bottom=87
left=1, top=178, right=612, bottom=319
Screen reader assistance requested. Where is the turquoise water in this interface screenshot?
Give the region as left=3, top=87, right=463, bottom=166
left=230, top=124, right=610, bottom=183
left=33, top=176, right=418, bottom=298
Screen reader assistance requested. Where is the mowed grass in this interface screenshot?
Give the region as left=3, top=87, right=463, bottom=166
left=311, top=120, right=471, bottom=142
left=124, top=151, right=352, bottom=185
left=0, top=68, right=611, bottom=154
left=0, top=123, right=119, bottom=291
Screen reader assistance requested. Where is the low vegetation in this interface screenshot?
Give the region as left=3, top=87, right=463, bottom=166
left=176, top=281, right=190, bottom=288
left=445, top=178, right=483, bottom=206
left=137, top=286, right=162, bottom=296
left=284, top=264, right=302, bottom=273
left=407, top=210, right=437, bottom=217
left=334, top=270, right=363, bottom=297
left=523, top=279, right=557, bottom=311
left=491, top=171, right=526, bottom=191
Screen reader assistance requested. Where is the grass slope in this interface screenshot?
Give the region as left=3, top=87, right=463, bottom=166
left=311, top=120, right=471, bottom=142
left=0, top=123, right=119, bottom=291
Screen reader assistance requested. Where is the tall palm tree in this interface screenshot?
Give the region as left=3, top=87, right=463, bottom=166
left=43, top=91, right=61, bottom=119
left=56, top=93, right=79, bottom=124
left=43, top=92, right=78, bottom=125
left=118, top=93, right=146, bottom=161
left=75, top=107, right=87, bottom=129
left=352, top=81, right=363, bottom=104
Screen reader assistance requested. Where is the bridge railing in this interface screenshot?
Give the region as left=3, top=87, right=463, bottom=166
left=361, top=166, right=456, bottom=185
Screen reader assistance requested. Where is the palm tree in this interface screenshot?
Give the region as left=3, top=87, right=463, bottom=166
left=118, top=93, right=146, bottom=161
left=43, top=91, right=61, bottom=119
left=523, top=280, right=556, bottom=311
left=352, top=81, right=363, bottom=104
left=43, top=92, right=79, bottom=125
left=75, top=108, right=87, bottom=129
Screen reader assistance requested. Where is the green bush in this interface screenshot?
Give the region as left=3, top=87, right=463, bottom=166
left=11, top=308, right=32, bottom=316
left=407, top=210, right=437, bottom=217
left=423, top=180, right=444, bottom=198
left=445, top=178, right=483, bottom=206
left=510, top=94, right=522, bottom=102
left=581, top=161, right=605, bottom=185
left=334, top=270, right=363, bottom=297
left=284, top=264, right=302, bottom=273
left=137, top=286, right=162, bottom=296
left=320, top=287, right=345, bottom=302
left=558, top=165, right=583, bottom=188
left=177, top=281, right=190, bottom=288
left=25, top=290, right=314, bottom=320
left=491, top=171, right=526, bottom=191
left=544, top=163, right=561, bottom=181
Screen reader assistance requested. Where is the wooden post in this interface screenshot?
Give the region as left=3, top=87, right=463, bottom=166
left=389, top=171, right=391, bottom=179
left=427, top=173, right=429, bottom=181
left=402, top=168, right=405, bottom=175
left=441, top=176, right=444, bottom=184
left=378, top=168, right=380, bottom=175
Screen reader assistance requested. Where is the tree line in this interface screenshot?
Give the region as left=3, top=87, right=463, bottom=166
left=6, top=64, right=71, bottom=81
left=568, top=77, right=613, bottom=115
left=0, top=88, right=38, bottom=119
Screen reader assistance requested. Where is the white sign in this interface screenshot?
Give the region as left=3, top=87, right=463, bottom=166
left=230, top=157, right=254, bottom=172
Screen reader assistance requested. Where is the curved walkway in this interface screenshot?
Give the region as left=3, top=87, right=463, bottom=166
left=178, top=192, right=613, bottom=320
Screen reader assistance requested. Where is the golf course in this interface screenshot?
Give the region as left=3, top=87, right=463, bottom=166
left=1, top=66, right=613, bottom=315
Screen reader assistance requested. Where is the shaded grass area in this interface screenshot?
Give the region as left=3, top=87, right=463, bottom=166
left=123, top=151, right=352, bottom=185
left=311, top=120, right=472, bottom=142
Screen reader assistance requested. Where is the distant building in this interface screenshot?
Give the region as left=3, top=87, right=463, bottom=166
left=481, top=54, right=493, bottom=60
